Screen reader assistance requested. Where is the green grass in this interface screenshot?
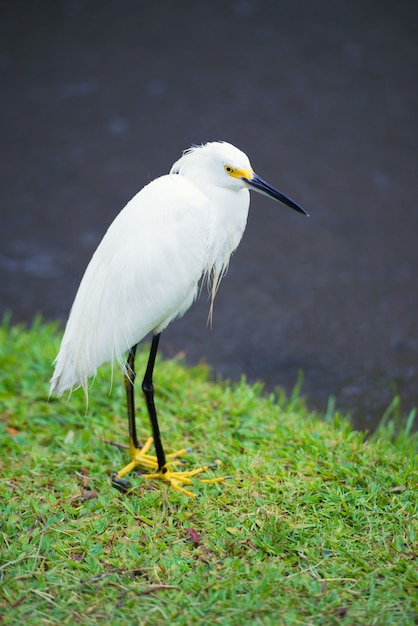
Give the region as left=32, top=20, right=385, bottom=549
left=0, top=317, right=417, bottom=625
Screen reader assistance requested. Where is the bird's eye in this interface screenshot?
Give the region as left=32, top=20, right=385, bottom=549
left=224, top=165, right=234, bottom=175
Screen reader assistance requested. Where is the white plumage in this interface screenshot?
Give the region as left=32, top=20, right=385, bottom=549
left=51, top=140, right=307, bottom=397
left=51, top=143, right=248, bottom=394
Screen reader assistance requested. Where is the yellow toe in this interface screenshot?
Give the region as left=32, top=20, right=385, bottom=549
left=112, top=437, right=224, bottom=497
left=143, top=465, right=210, bottom=498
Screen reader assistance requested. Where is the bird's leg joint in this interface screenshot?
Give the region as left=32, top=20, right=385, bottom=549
left=142, top=381, right=154, bottom=396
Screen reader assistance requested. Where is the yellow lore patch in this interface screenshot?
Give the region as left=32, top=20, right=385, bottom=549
left=224, top=165, right=253, bottom=180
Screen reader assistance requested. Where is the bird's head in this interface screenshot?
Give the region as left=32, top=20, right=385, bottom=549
left=171, top=141, right=308, bottom=216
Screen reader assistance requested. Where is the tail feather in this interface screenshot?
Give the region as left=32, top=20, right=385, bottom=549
left=50, top=341, right=89, bottom=398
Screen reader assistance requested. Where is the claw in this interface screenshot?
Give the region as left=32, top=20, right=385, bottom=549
left=143, top=465, right=210, bottom=498
left=143, top=465, right=217, bottom=498
left=111, top=437, right=224, bottom=497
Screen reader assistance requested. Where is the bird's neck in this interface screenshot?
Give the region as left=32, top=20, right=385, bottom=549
left=206, top=186, right=250, bottom=274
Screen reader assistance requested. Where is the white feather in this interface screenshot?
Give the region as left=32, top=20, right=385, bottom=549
left=50, top=141, right=252, bottom=396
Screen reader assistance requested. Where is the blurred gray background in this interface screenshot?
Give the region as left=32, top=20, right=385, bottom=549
left=1, top=0, right=417, bottom=429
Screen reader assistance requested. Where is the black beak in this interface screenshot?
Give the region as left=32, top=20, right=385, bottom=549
left=244, top=173, right=309, bottom=217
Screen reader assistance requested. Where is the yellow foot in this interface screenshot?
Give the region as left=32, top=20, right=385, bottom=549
left=111, top=437, right=225, bottom=497
left=144, top=466, right=210, bottom=498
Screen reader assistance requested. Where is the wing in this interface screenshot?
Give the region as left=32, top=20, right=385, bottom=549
left=51, top=174, right=211, bottom=395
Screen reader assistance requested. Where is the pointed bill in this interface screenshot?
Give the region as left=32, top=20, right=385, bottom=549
left=244, top=172, right=309, bottom=216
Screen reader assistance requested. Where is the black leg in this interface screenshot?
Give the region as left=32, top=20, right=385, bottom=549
left=113, top=332, right=216, bottom=496
left=111, top=346, right=140, bottom=492
left=124, top=344, right=139, bottom=449
left=142, top=333, right=167, bottom=471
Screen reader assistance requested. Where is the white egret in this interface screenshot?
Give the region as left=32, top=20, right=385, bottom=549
left=51, top=141, right=308, bottom=497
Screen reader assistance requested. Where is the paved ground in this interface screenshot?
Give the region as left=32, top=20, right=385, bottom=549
left=1, top=1, right=417, bottom=429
